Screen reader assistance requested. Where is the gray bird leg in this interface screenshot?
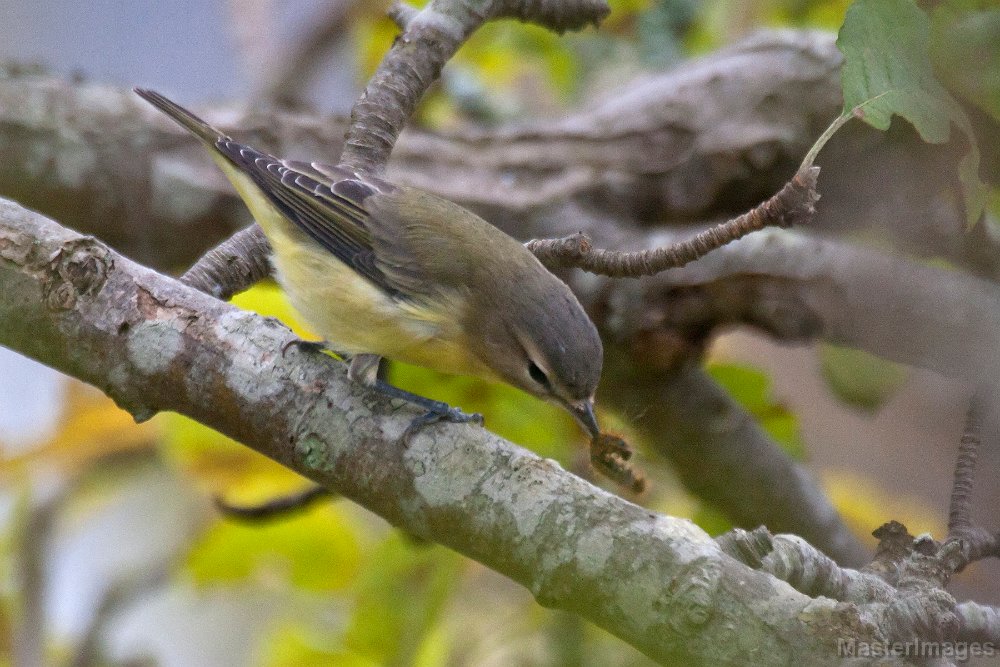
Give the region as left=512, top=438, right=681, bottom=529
left=348, top=354, right=484, bottom=442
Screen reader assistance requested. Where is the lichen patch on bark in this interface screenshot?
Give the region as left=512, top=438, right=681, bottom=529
left=126, top=320, right=184, bottom=375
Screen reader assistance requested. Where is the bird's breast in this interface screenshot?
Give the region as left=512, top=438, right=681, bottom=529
left=266, top=228, right=492, bottom=380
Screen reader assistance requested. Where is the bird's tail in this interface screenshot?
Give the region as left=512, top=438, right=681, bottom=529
left=134, top=88, right=229, bottom=145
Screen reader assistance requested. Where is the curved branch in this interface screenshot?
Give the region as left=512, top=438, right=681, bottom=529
left=526, top=167, right=819, bottom=277
left=179, top=224, right=271, bottom=299
left=718, top=528, right=893, bottom=603
left=574, top=227, right=1000, bottom=387
left=722, top=524, right=1000, bottom=649
left=340, top=0, right=610, bottom=174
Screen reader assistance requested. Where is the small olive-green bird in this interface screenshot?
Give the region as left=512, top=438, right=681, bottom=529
left=136, top=89, right=602, bottom=436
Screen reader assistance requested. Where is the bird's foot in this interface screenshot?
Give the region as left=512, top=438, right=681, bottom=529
left=402, top=401, right=484, bottom=444
left=366, top=377, right=483, bottom=444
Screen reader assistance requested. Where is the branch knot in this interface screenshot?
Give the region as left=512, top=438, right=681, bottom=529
left=43, top=237, right=113, bottom=311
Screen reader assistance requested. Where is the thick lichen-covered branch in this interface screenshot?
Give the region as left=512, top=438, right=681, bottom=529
left=0, top=197, right=870, bottom=665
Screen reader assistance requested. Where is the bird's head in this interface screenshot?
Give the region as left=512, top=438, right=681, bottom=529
left=470, top=272, right=603, bottom=437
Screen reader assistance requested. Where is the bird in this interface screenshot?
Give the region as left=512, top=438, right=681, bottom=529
left=135, top=88, right=603, bottom=438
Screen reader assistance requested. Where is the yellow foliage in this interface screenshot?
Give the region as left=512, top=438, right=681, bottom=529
left=161, top=282, right=319, bottom=498
left=231, top=281, right=317, bottom=340
left=158, top=413, right=308, bottom=500
left=0, top=381, right=158, bottom=479
left=258, top=624, right=379, bottom=667
left=821, top=469, right=946, bottom=543
left=185, top=502, right=361, bottom=592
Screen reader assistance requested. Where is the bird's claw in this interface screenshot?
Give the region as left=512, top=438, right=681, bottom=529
left=402, top=404, right=484, bottom=445
left=281, top=339, right=328, bottom=357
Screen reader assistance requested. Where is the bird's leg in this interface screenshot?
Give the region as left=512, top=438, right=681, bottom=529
left=281, top=338, right=348, bottom=358
left=348, top=354, right=484, bottom=442
left=348, top=353, right=382, bottom=384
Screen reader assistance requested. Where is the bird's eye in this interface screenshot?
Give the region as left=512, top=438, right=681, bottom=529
left=528, top=362, right=550, bottom=388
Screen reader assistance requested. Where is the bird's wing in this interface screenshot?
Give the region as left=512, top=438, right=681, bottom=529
left=216, top=141, right=407, bottom=298
left=133, top=89, right=432, bottom=301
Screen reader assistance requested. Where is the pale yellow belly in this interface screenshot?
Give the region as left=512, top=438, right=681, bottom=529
left=269, top=225, right=491, bottom=379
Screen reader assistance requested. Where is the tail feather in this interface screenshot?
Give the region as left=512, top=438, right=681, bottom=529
left=134, top=88, right=229, bottom=145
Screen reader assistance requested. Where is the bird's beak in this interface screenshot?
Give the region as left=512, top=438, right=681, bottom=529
left=566, top=398, right=600, bottom=437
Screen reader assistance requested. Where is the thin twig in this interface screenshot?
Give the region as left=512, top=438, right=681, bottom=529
left=214, top=484, right=335, bottom=521
left=942, top=391, right=1000, bottom=571
left=947, top=393, right=984, bottom=538
left=526, top=167, right=819, bottom=277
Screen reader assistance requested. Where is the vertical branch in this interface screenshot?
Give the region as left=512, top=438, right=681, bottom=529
left=943, top=390, right=1000, bottom=570
left=339, top=2, right=469, bottom=174
left=339, top=0, right=609, bottom=174
left=947, top=392, right=984, bottom=539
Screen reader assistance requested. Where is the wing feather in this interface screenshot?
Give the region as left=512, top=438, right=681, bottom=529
left=215, top=141, right=405, bottom=298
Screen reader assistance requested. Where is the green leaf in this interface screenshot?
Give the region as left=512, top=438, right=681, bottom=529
left=344, top=534, right=461, bottom=665
left=837, top=0, right=988, bottom=224
left=185, top=504, right=361, bottom=592
left=818, top=344, right=908, bottom=413
left=930, top=3, right=1000, bottom=122
left=706, top=363, right=805, bottom=459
